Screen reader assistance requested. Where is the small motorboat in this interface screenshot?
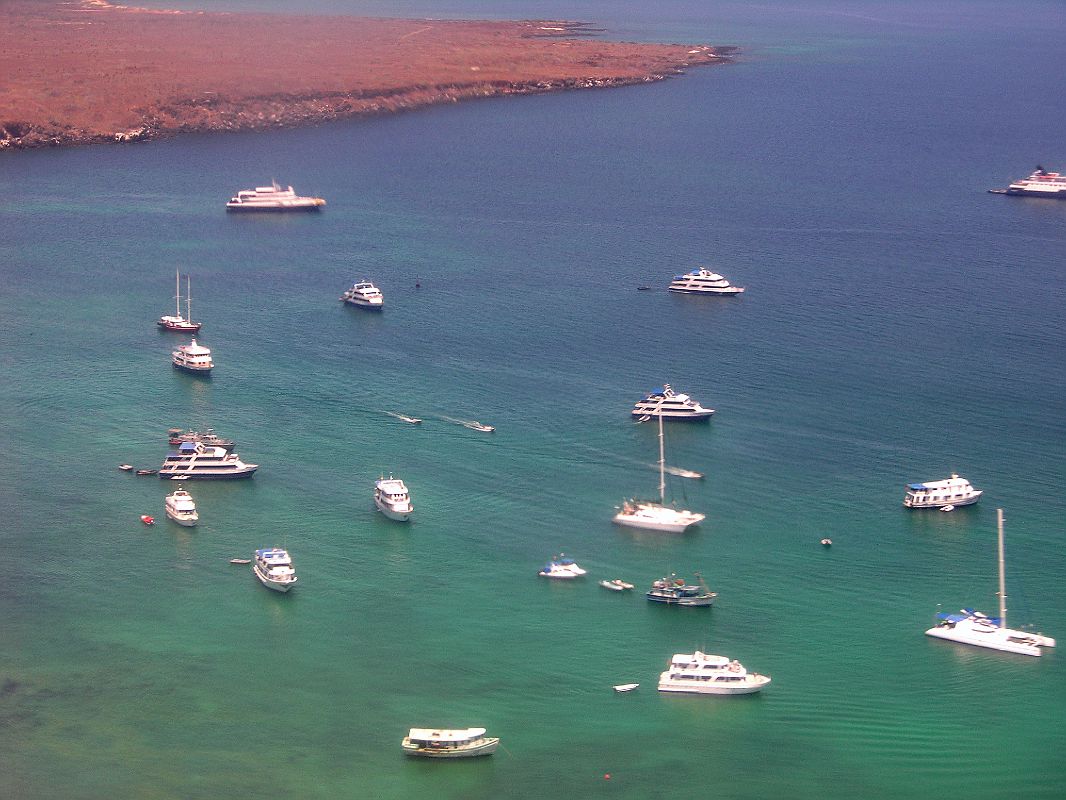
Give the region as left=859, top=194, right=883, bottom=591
left=140, top=515, right=155, bottom=525
left=613, top=683, right=640, bottom=693
left=387, top=412, right=422, bottom=424
left=600, top=579, right=635, bottom=592
left=119, top=464, right=134, bottom=471
left=229, top=558, right=252, bottom=565
left=464, top=421, right=495, bottom=433
left=820, top=538, right=833, bottom=546
left=136, top=469, right=157, bottom=476
left=940, top=505, right=955, bottom=512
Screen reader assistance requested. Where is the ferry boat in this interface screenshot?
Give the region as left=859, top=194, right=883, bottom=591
left=340, top=281, right=383, bottom=309
left=903, top=474, right=981, bottom=509
left=988, top=166, right=1066, bottom=199
left=252, top=548, right=298, bottom=592
left=167, top=428, right=235, bottom=451
left=538, top=554, right=587, bottom=579
left=668, top=267, right=745, bottom=295
left=164, top=487, right=198, bottom=526
left=401, top=728, right=499, bottom=758
left=657, top=650, right=771, bottom=695
left=157, top=270, right=202, bottom=333
left=646, top=573, right=716, bottom=606
left=225, top=181, right=326, bottom=212
left=631, top=384, right=714, bottom=421
left=171, top=339, right=213, bottom=375
left=158, top=441, right=258, bottom=480
left=374, top=475, right=413, bottom=521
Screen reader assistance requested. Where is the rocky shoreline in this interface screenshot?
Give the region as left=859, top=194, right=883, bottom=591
left=0, top=2, right=734, bottom=151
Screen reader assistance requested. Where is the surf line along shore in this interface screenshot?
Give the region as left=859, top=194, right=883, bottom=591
left=0, top=0, right=735, bottom=150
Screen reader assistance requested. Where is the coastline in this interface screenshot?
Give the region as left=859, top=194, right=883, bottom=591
left=0, top=0, right=734, bottom=150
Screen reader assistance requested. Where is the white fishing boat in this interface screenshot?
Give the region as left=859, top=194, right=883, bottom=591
left=340, top=281, right=383, bottom=309
left=157, top=271, right=202, bottom=333
left=646, top=573, right=716, bottom=606
left=613, top=412, right=705, bottom=533
left=903, top=474, right=981, bottom=509
left=401, top=728, right=499, bottom=758
left=374, top=475, right=413, bottom=521
left=925, top=508, right=1055, bottom=657
left=252, top=548, right=298, bottom=593
left=657, top=650, right=771, bottom=695
left=164, top=486, right=198, bottom=526
left=171, top=339, right=213, bottom=375
left=538, top=554, right=587, bottom=579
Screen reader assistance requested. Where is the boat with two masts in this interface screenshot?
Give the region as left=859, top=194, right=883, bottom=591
left=164, top=486, right=198, bottom=526
left=157, top=270, right=202, bottom=333
left=988, top=166, right=1066, bottom=199
left=657, top=650, right=771, bottom=695
left=646, top=573, right=716, bottom=606
left=903, top=474, right=981, bottom=509
left=252, top=548, right=298, bottom=592
left=226, top=181, right=325, bottom=212
left=159, top=441, right=258, bottom=480
left=925, top=508, right=1055, bottom=657
left=172, top=339, right=213, bottom=375
left=668, top=267, right=745, bottom=295
left=340, top=281, right=384, bottom=309
left=401, top=728, right=499, bottom=758
left=374, top=475, right=413, bottom=521
left=631, top=384, right=714, bottom=421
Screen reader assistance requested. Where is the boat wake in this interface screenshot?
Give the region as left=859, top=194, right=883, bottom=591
left=441, top=415, right=496, bottom=433
left=386, top=411, right=422, bottom=424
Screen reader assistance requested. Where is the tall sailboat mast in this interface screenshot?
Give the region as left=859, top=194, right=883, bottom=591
left=657, top=411, right=666, bottom=504
left=174, top=269, right=182, bottom=317
left=186, top=274, right=193, bottom=323
left=997, top=507, right=1007, bottom=628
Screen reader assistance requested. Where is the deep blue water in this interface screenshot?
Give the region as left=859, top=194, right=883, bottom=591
left=2, top=2, right=1065, bottom=798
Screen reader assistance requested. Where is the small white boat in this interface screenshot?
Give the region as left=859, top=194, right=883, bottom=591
left=820, top=538, right=833, bottom=546
left=903, top=474, right=981, bottom=509
left=940, top=505, right=955, bottom=512
left=613, top=683, right=640, bottom=693
left=464, top=421, right=495, bottom=433
left=229, top=558, right=251, bottom=565
left=118, top=464, right=134, bottom=471
left=401, top=728, right=499, bottom=758
left=252, top=548, right=298, bottom=593
left=663, top=465, right=704, bottom=480
left=657, top=651, right=771, bottom=695
left=164, top=486, right=198, bottom=526
left=600, top=579, right=634, bottom=591
left=374, top=475, right=413, bottom=521
left=538, top=554, right=587, bottom=579
left=340, top=281, right=383, bottom=310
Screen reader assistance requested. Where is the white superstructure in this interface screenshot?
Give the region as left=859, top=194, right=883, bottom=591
left=631, top=384, right=714, bottom=421
left=159, top=441, right=258, bottom=480
left=374, top=476, right=413, bottom=521
left=226, top=181, right=326, bottom=211
left=252, top=548, right=298, bottom=592
left=172, top=339, right=214, bottom=374
left=668, top=267, right=745, bottom=295
left=340, top=281, right=384, bottom=309
left=903, top=474, right=981, bottom=509
left=164, top=486, right=198, bottom=526
left=657, top=651, right=771, bottom=695
left=992, top=166, right=1066, bottom=199
left=401, top=728, right=499, bottom=758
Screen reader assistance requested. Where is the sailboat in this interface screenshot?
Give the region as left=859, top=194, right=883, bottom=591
left=925, top=508, right=1055, bottom=656
left=613, top=410, right=705, bottom=533
left=157, top=270, right=202, bottom=332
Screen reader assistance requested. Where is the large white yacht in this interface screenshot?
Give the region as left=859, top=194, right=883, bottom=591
left=172, top=340, right=213, bottom=375
left=252, top=548, right=298, bottom=592
left=374, top=476, right=413, bottom=521
left=225, top=181, right=326, bottom=211
left=401, top=728, right=499, bottom=758
left=668, top=267, right=745, bottom=295
left=989, top=166, right=1066, bottom=199
left=158, top=441, right=258, bottom=480
left=340, top=281, right=384, bottom=309
left=903, top=474, right=981, bottom=509
left=164, top=486, right=198, bottom=526
left=657, top=651, right=772, bottom=695
left=631, top=385, right=714, bottom=421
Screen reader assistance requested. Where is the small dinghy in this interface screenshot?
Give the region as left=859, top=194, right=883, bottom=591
left=820, top=538, right=833, bottom=546
left=613, top=683, right=639, bottom=693
left=140, top=515, right=155, bottom=525
left=119, top=464, right=134, bottom=471
left=600, top=579, right=635, bottom=591
left=136, top=469, right=157, bottom=476
left=229, top=558, right=252, bottom=565
left=940, top=505, right=955, bottom=512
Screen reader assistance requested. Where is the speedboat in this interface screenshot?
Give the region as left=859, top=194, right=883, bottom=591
left=401, top=728, right=499, bottom=758
left=631, top=384, right=714, bottom=421
left=657, top=651, right=771, bottom=695
left=252, top=548, right=298, bottom=592
left=171, top=339, right=213, bottom=375
left=646, top=573, right=716, bottom=606
left=340, top=281, right=383, bottom=309
left=667, top=267, right=745, bottom=295
left=538, top=554, right=587, bottom=579
left=226, top=181, right=326, bottom=211
left=164, top=486, right=199, bottom=526
left=140, top=515, right=155, bottom=525
left=157, top=270, right=202, bottom=333
left=374, top=475, right=413, bottom=521
left=119, top=464, right=134, bottom=471
left=159, top=441, right=258, bottom=480
left=903, top=474, right=981, bottom=509
left=386, top=412, right=422, bottom=424
left=600, top=579, right=634, bottom=591
left=613, top=683, right=639, bottom=693
left=988, top=166, right=1066, bottom=199
left=463, top=421, right=495, bottom=433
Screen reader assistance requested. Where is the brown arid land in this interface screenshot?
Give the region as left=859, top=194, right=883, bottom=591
left=0, top=0, right=734, bottom=150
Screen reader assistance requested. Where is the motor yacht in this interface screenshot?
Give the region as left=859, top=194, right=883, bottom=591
left=903, top=474, right=981, bottom=509
left=988, top=166, right=1066, bottom=199
left=631, top=384, right=714, bottom=421
left=374, top=475, right=413, bottom=521
left=340, top=281, right=383, bottom=309
left=159, top=441, right=258, bottom=480
left=538, top=554, right=587, bottom=579
left=172, top=339, right=213, bottom=375
left=164, top=486, right=198, bottom=526
left=401, top=728, right=499, bottom=758
left=657, top=651, right=771, bottom=695
left=252, top=548, right=298, bottom=592
left=667, top=267, right=745, bottom=295
left=226, top=181, right=325, bottom=211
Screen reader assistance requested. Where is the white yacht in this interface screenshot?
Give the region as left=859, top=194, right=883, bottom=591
left=903, top=474, right=981, bottom=509
left=668, top=267, right=745, bottom=295
left=658, top=651, right=772, bottom=695
left=631, top=385, right=714, bottom=421
left=172, top=339, right=213, bottom=375
left=252, top=548, right=298, bottom=592
left=401, top=728, right=499, bottom=758
left=925, top=509, right=1055, bottom=657
left=538, top=554, right=587, bottom=579
left=374, top=475, right=413, bottom=521
left=225, top=181, right=326, bottom=211
left=157, top=270, right=202, bottom=333
left=159, top=441, right=258, bottom=480
left=340, top=281, right=383, bottom=309
left=989, top=166, right=1066, bottom=199
left=164, top=486, right=198, bottom=526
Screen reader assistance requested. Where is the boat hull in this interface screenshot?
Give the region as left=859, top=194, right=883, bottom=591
left=904, top=493, right=980, bottom=509
left=657, top=675, right=771, bottom=695
left=925, top=622, right=1055, bottom=657
left=165, top=510, right=198, bottom=526
left=613, top=512, right=703, bottom=534
left=667, top=287, right=744, bottom=295
left=343, top=299, right=383, bottom=310
left=401, top=738, right=499, bottom=758
left=631, top=409, right=713, bottom=421
left=252, top=564, right=296, bottom=593
left=172, top=362, right=213, bottom=376
left=375, top=500, right=411, bottom=521
left=646, top=592, right=716, bottom=606
left=159, top=467, right=257, bottom=480
left=226, top=203, right=323, bottom=212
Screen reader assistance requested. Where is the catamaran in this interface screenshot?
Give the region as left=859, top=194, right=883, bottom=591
left=925, top=508, right=1055, bottom=657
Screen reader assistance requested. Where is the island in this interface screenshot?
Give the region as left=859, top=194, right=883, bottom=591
left=0, top=0, right=734, bottom=150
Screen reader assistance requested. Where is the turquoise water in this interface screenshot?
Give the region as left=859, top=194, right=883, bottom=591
left=2, top=2, right=1065, bottom=798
